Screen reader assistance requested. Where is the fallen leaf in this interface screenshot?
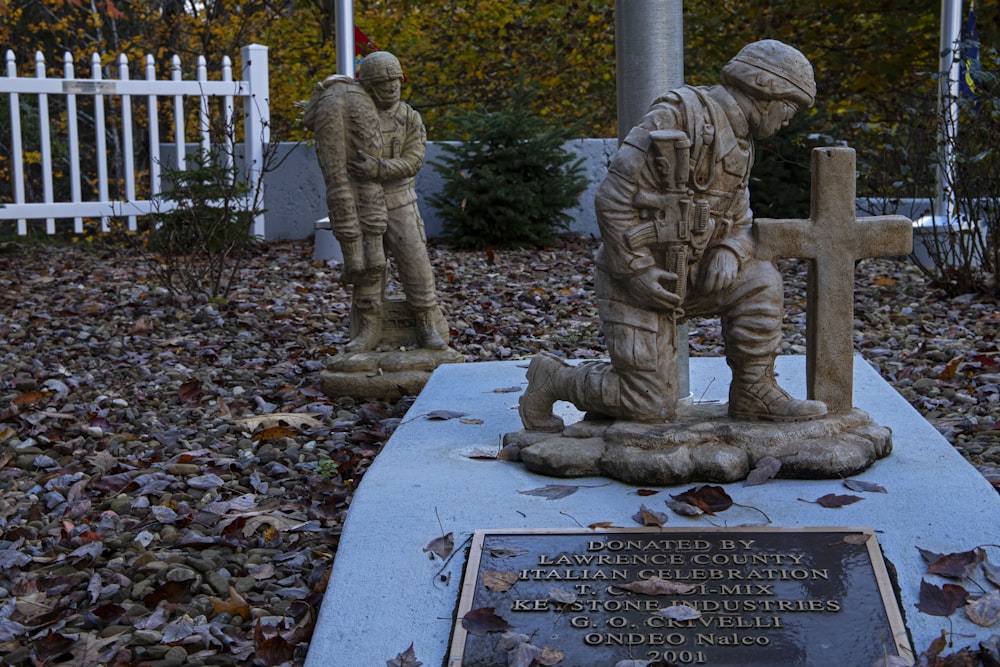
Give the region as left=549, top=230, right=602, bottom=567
left=916, top=579, right=968, bottom=616
left=966, top=590, right=1000, bottom=627
left=618, top=576, right=698, bottom=595
left=657, top=605, right=702, bottom=621
left=459, top=418, right=484, bottom=425
left=635, top=489, right=659, bottom=496
left=233, top=412, right=325, bottom=431
left=386, top=642, right=423, bottom=667
left=813, top=493, right=863, bottom=508
left=926, top=548, right=985, bottom=580
left=461, top=607, right=511, bottom=636
left=744, top=455, right=782, bottom=487
left=518, top=484, right=579, bottom=500
left=482, top=571, right=518, bottom=592
left=843, top=479, right=888, bottom=494
left=665, top=499, right=704, bottom=517
left=938, top=356, right=962, bottom=381
left=670, top=486, right=732, bottom=515
left=178, top=379, right=202, bottom=404
left=633, top=504, right=668, bottom=527
left=588, top=521, right=616, bottom=530
left=425, top=410, right=467, bottom=421
left=492, top=386, right=522, bottom=394
left=13, top=390, right=48, bottom=407
left=211, top=585, right=251, bottom=619
left=983, top=557, right=1000, bottom=588
left=252, top=425, right=297, bottom=442
left=547, top=586, right=576, bottom=605
left=424, top=533, right=454, bottom=560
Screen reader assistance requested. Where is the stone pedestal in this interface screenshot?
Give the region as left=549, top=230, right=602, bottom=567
left=321, top=346, right=463, bottom=400
left=505, top=404, right=891, bottom=486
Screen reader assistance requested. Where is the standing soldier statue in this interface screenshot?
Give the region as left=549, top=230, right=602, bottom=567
left=305, top=52, right=448, bottom=352
left=519, top=40, right=828, bottom=431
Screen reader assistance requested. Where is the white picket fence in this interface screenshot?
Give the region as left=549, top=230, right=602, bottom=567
left=1, top=43, right=269, bottom=236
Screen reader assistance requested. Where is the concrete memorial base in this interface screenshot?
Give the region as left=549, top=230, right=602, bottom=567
left=506, top=405, right=891, bottom=485
left=304, top=356, right=1000, bottom=667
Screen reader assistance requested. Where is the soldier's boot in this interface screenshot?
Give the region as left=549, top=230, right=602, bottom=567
left=728, top=360, right=826, bottom=422
left=345, top=308, right=380, bottom=353
left=415, top=308, right=448, bottom=350
left=519, top=352, right=572, bottom=432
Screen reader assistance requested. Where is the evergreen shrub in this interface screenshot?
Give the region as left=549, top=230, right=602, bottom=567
left=430, top=86, right=588, bottom=249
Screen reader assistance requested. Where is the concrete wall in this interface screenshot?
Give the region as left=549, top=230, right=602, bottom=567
left=261, top=138, right=618, bottom=241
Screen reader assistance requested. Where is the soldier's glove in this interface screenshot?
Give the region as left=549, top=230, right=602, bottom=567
left=627, top=267, right=682, bottom=312
left=702, top=248, right=740, bottom=295
left=348, top=150, right=382, bottom=181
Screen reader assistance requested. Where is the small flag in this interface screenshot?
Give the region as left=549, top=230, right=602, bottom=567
left=959, top=3, right=980, bottom=100
left=354, top=26, right=380, bottom=77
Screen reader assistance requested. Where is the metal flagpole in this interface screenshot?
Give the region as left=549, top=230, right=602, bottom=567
left=335, top=0, right=355, bottom=77
left=614, top=0, right=691, bottom=400
left=932, top=0, right=963, bottom=223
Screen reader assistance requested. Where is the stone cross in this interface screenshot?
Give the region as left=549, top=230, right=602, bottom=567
left=753, top=147, right=912, bottom=413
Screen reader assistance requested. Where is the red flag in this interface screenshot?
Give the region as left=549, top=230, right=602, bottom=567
left=354, top=27, right=379, bottom=76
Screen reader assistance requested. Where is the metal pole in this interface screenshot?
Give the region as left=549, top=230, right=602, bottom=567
left=335, top=0, right=355, bottom=77
left=615, top=0, right=684, bottom=142
left=614, top=0, right=691, bottom=400
left=935, top=0, right=962, bottom=220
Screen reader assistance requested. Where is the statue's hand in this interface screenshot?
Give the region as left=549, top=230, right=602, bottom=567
left=702, top=248, right=739, bottom=294
left=627, top=267, right=682, bottom=312
left=348, top=150, right=381, bottom=180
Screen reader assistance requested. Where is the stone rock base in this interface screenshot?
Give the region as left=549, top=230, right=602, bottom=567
left=503, top=403, right=892, bottom=485
left=321, top=348, right=464, bottom=401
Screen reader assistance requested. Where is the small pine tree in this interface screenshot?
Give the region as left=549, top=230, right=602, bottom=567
left=430, top=85, right=588, bottom=249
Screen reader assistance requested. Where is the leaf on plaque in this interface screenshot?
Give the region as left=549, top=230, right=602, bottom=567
left=657, top=605, right=702, bottom=621
left=744, top=456, right=782, bottom=487
left=814, top=493, right=863, bottom=508
left=482, top=571, right=519, bottom=593
left=966, top=590, right=1000, bottom=627
left=518, top=484, right=579, bottom=500
left=618, top=576, right=698, bottom=595
left=670, top=485, right=732, bottom=515
left=632, top=504, right=668, bottom=527
left=926, top=548, right=985, bottom=580
left=424, top=532, right=454, bottom=560
left=548, top=586, right=577, bottom=605
left=916, top=579, right=968, bottom=616
left=843, top=479, right=888, bottom=494
left=841, top=534, right=871, bottom=546
left=386, top=642, right=423, bottom=667
left=461, top=607, right=511, bottom=636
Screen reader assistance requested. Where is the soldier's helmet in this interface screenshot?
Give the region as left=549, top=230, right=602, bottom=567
left=721, top=40, right=816, bottom=109
left=358, top=52, right=403, bottom=84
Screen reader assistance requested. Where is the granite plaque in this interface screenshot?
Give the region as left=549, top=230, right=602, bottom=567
left=448, top=527, right=911, bottom=667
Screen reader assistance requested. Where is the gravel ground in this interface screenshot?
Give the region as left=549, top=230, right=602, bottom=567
left=0, top=236, right=997, bottom=666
